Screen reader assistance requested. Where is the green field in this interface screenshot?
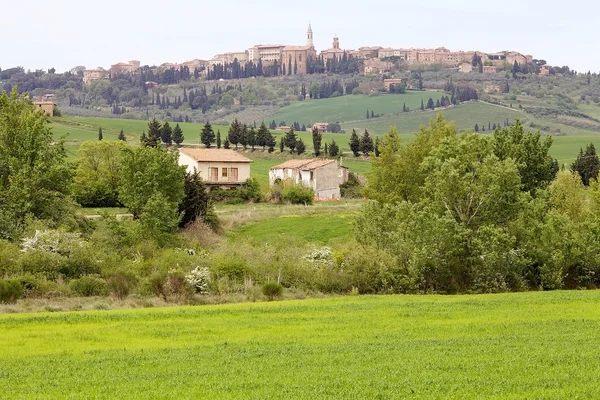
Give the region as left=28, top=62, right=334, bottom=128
left=2, top=291, right=600, bottom=398
left=272, top=92, right=446, bottom=126
left=228, top=213, right=355, bottom=244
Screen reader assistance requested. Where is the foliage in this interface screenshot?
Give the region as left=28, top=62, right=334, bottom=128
left=349, top=129, right=360, bottom=156
left=261, top=282, right=283, bottom=300
left=0, top=88, right=74, bottom=240
left=107, top=269, right=139, bottom=300
left=69, top=275, right=109, bottom=297
left=340, top=172, right=363, bottom=199
left=201, top=122, right=215, bottom=148
left=571, top=143, right=600, bottom=186
left=179, top=171, right=216, bottom=229
left=185, top=266, right=211, bottom=294
left=118, top=147, right=185, bottom=217
left=282, top=185, right=314, bottom=205
left=0, top=279, right=23, bottom=303
left=72, top=140, right=126, bottom=207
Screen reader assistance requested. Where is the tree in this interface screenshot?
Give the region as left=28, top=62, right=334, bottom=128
left=143, top=118, right=162, bottom=148
left=228, top=119, right=240, bottom=149
left=371, top=110, right=375, bottom=118
left=279, top=137, right=284, bottom=153
left=324, top=143, right=329, bottom=155
left=312, top=127, right=322, bottom=156
left=329, top=140, right=339, bottom=157
left=296, top=138, right=306, bottom=155
left=118, top=129, right=126, bottom=141
left=374, top=137, right=380, bottom=157
left=73, top=141, right=126, bottom=207
left=118, top=147, right=185, bottom=218
left=173, top=123, right=184, bottom=146
left=427, top=97, right=435, bottom=110
left=267, top=131, right=276, bottom=153
left=224, top=136, right=230, bottom=149
left=178, top=171, right=215, bottom=229
left=239, top=124, right=249, bottom=149
left=493, top=120, right=554, bottom=193
left=257, top=123, right=269, bottom=150
left=200, top=122, right=215, bottom=148
left=284, top=127, right=298, bottom=153
left=247, top=127, right=257, bottom=150
left=420, top=99, right=424, bottom=111
left=327, top=122, right=342, bottom=133
left=571, top=143, right=600, bottom=186
left=161, top=121, right=172, bottom=145
left=216, top=130, right=222, bottom=149
left=359, top=129, right=374, bottom=156
left=474, top=124, right=479, bottom=132
left=0, top=88, right=74, bottom=239
left=98, top=127, right=103, bottom=141
left=349, top=129, right=360, bottom=156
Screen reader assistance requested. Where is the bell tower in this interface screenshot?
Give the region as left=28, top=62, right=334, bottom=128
left=307, top=23, right=314, bottom=47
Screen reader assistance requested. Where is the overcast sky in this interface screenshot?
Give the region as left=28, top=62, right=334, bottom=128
left=1, top=0, right=595, bottom=73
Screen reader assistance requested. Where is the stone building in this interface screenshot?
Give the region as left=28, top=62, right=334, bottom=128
left=539, top=64, right=551, bottom=77
left=482, top=65, right=497, bottom=74
left=269, top=159, right=348, bottom=200
left=281, top=45, right=316, bottom=75
left=33, top=101, right=56, bottom=116
left=178, top=148, right=252, bottom=188
left=109, top=60, right=140, bottom=75
left=83, top=68, right=109, bottom=84
left=363, top=58, right=392, bottom=74
left=321, top=36, right=345, bottom=61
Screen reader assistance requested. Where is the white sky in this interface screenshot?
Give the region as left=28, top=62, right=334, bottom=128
left=1, top=0, right=595, bottom=73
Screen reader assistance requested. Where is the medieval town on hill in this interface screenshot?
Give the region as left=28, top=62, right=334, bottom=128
left=82, top=24, right=549, bottom=84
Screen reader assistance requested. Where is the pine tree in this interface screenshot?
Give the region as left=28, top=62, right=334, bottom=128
left=239, top=124, right=249, bottom=149
left=118, top=129, right=126, bottom=141
left=200, top=121, right=215, bottom=148
left=173, top=123, right=184, bottom=146
left=571, top=143, right=600, bottom=185
left=248, top=127, right=257, bottom=150
left=98, top=127, right=103, bottom=141
left=257, top=122, right=269, bottom=150
left=161, top=121, right=172, bottom=145
left=144, top=118, right=162, bottom=147
left=284, top=127, right=298, bottom=153
left=349, top=129, right=360, bottom=157
left=312, top=127, right=322, bottom=156
left=228, top=119, right=240, bottom=149
left=359, top=129, right=374, bottom=156
left=216, top=130, right=222, bottom=149
left=296, top=138, right=306, bottom=155
left=267, top=131, right=276, bottom=153
left=474, top=123, right=479, bottom=132
left=140, top=131, right=147, bottom=145
left=427, top=98, right=435, bottom=109
left=329, top=140, right=339, bottom=157
left=224, top=136, right=230, bottom=149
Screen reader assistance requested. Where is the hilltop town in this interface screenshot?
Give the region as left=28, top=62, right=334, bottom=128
left=82, top=24, right=550, bottom=84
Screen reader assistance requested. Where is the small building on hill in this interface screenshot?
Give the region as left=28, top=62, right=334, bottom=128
left=312, top=122, right=329, bottom=133
left=178, top=148, right=252, bottom=188
left=269, top=159, right=348, bottom=200
left=33, top=101, right=56, bottom=116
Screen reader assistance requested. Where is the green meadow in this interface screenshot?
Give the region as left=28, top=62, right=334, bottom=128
left=2, top=291, right=600, bottom=399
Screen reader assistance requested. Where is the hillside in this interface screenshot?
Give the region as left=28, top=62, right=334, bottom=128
left=2, top=292, right=600, bottom=398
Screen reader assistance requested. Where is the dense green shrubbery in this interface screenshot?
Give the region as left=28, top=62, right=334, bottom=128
left=0, top=279, right=23, bottom=304
left=262, top=282, right=283, bottom=300
left=69, top=275, right=109, bottom=297
left=282, top=186, right=314, bottom=205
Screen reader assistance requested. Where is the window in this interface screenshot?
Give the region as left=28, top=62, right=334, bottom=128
left=230, top=168, right=238, bottom=181
left=299, top=54, right=302, bottom=62
left=210, top=168, right=218, bottom=182
left=222, top=168, right=228, bottom=177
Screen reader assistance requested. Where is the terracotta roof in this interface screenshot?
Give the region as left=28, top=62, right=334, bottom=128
left=283, top=45, right=313, bottom=51
left=180, top=148, right=252, bottom=163
left=271, top=159, right=336, bottom=170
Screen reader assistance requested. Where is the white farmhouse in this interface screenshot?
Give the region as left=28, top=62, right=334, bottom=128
left=269, top=159, right=348, bottom=200
left=178, top=148, right=252, bottom=188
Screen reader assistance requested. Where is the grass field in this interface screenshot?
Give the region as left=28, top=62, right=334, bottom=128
left=2, top=291, right=600, bottom=399
left=271, top=92, right=447, bottom=126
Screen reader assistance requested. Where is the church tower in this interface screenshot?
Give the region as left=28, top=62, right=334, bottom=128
left=306, top=23, right=314, bottom=47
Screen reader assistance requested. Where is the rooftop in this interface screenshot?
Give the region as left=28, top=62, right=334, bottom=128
left=271, top=159, right=336, bottom=170
left=180, top=148, right=252, bottom=163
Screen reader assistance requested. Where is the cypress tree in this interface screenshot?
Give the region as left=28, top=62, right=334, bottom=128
left=349, top=129, right=360, bottom=157
left=216, top=130, right=222, bottom=149
left=312, top=127, right=322, bottom=156
left=161, top=121, right=172, bottom=145
left=98, top=127, right=103, bottom=141
left=118, top=129, right=126, bottom=141
left=173, top=123, right=184, bottom=146
left=200, top=121, right=215, bottom=148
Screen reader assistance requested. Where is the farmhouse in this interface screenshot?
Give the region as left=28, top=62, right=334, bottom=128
left=269, top=159, right=348, bottom=200
left=312, top=122, right=329, bottom=133
left=178, top=148, right=252, bottom=188
left=33, top=101, right=56, bottom=116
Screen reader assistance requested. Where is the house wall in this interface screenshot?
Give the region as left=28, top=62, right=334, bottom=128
left=313, top=163, right=341, bottom=199
left=178, top=153, right=250, bottom=184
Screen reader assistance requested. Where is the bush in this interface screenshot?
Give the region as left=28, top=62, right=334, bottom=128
left=282, top=186, right=314, bottom=205
left=19, top=274, right=42, bottom=298
left=262, top=282, right=284, bottom=300
left=69, top=275, right=109, bottom=297
left=106, top=270, right=138, bottom=300
left=0, top=279, right=24, bottom=304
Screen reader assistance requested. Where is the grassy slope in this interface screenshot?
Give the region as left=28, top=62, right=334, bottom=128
left=2, top=291, right=599, bottom=399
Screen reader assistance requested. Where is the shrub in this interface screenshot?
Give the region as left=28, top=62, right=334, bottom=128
left=69, top=275, right=109, bottom=297
left=147, top=272, right=168, bottom=301
left=106, top=270, right=138, bottom=300
left=185, top=266, right=211, bottom=294
left=166, top=270, right=195, bottom=302
left=282, top=186, right=314, bottom=205
left=0, top=279, right=24, bottom=304
left=262, top=282, right=284, bottom=300
left=19, top=274, right=42, bottom=298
